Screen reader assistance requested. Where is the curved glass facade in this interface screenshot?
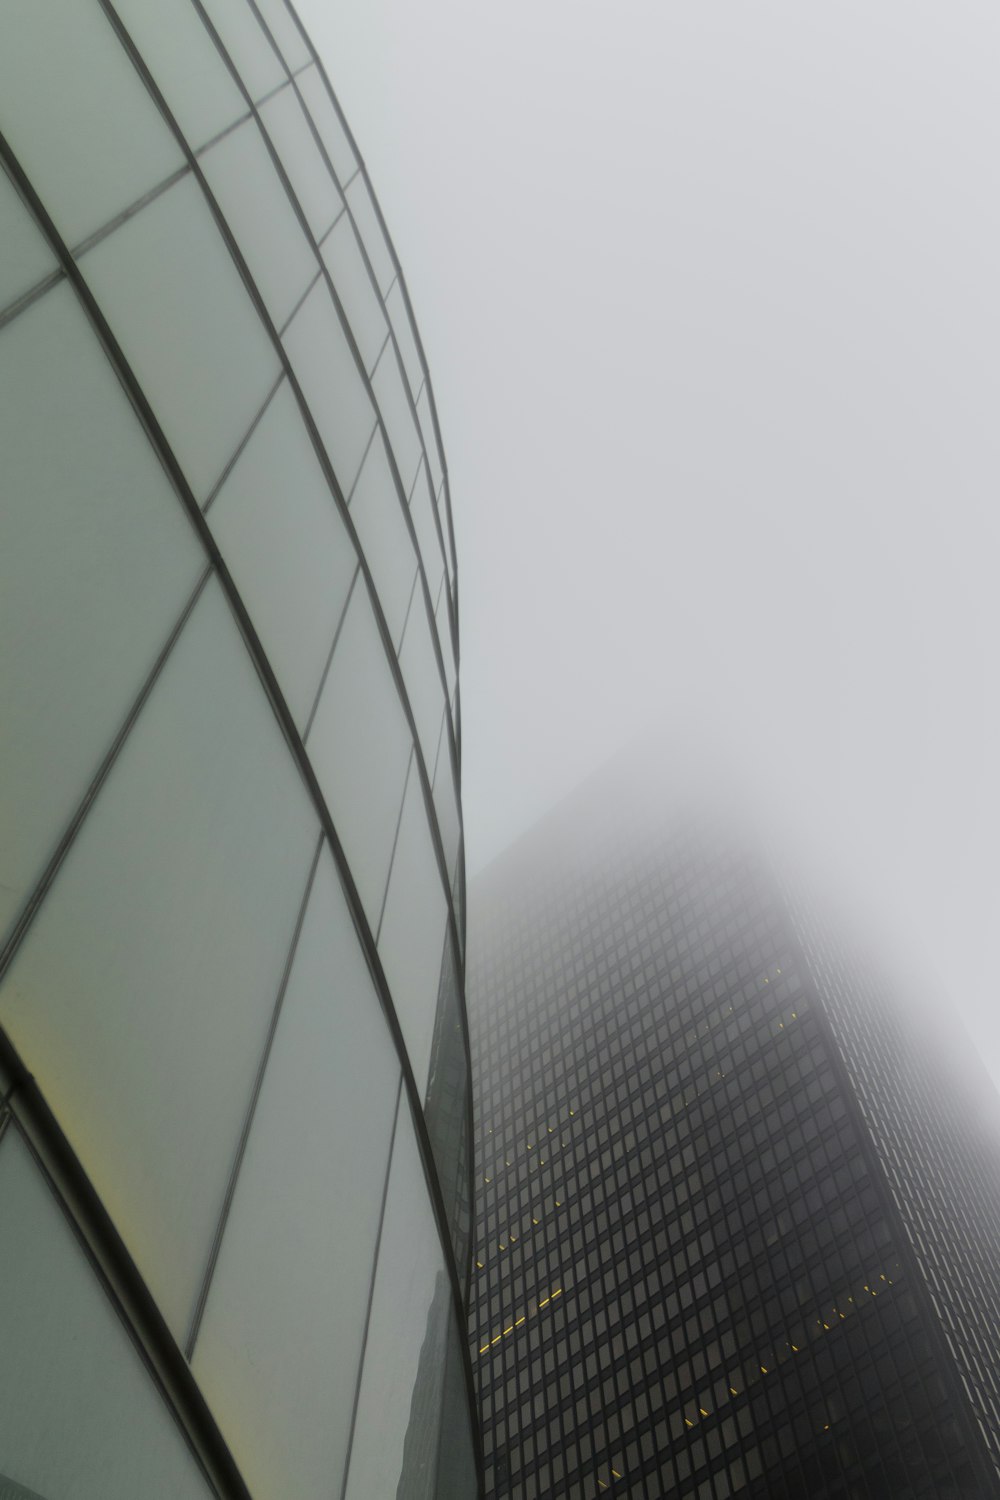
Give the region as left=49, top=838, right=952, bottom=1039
left=0, top=3, right=478, bottom=1497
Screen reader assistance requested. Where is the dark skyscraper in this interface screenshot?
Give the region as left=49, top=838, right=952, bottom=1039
left=467, top=768, right=1000, bottom=1500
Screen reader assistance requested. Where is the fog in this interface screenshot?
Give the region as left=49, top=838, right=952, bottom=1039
left=297, top=0, right=1000, bottom=1088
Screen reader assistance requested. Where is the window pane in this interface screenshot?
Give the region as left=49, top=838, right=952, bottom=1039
left=296, top=64, right=358, bottom=184
left=416, top=381, right=445, bottom=498
left=199, top=116, right=317, bottom=330
left=80, top=173, right=280, bottom=501
left=198, top=0, right=286, bottom=104
left=253, top=0, right=311, bottom=72
left=0, top=580, right=320, bottom=1337
left=304, top=585, right=411, bottom=927
left=424, top=936, right=472, bottom=1270
left=192, top=848, right=400, bottom=1500
left=0, top=283, right=205, bottom=942
left=0, top=1126, right=211, bottom=1500
left=208, top=380, right=356, bottom=728
left=398, top=594, right=447, bottom=777
left=385, top=279, right=424, bottom=401
left=349, top=428, right=418, bottom=650
left=378, top=765, right=449, bottom=1095
left=345, top=173, right=395, bottom=296
left=111, top=0, right=247, bottom=153
left=0, top=3, right=183, bottom=246
left=435, top=577, right=459, bottom=707
left=437, top=1313, right=480, bottom=1500
left=283, top=277, right=375, bottom=500
left=373, top=343, right=422, bottom=497
left=409, top=459, right=447, bottom=601
left=320, top=211, right=389, bottom=376
left=432, top=731, right=462, bottom=895
left=258, top=81, right=342, bottom=240
left=0, top=166, right=57, bottom=315
left=343, top=1096, right=453, bottom=1500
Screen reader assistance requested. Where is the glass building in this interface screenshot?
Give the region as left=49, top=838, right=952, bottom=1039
left=0, top=3, right=480, bottom=1497
left=467, top=772, right=1000, bottom=1499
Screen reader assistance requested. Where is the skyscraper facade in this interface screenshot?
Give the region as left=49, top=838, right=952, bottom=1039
left=467, top=775, right=1000, bottom=1500
left=0, top=3, right=479, bottom=1497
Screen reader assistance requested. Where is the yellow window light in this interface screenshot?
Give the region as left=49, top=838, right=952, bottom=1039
left=612, top=1470, right=622, bottom=1480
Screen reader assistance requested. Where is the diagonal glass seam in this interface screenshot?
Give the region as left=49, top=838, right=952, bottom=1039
left=375, top=749, right=416, bottom=945
left=336, top=1075, right=404, bottom=1500
left=223, top=12, right=462, bottom=797
left=183, top=830, right=326, bottom=1359
left=0, top=113, right=473, bottom=1412
left=124, top=0, right=465, bottom=998
left=279, top=0, right=464, bottom=736
left=202, top=369, right=286, bottom=515
left=300, top=564, right=360, bottom=745
left=245, top=0, right=456, bottom=607
left=3, top=1088, right=248, bottom=1500
left=0, top=564, right=214, bottom=987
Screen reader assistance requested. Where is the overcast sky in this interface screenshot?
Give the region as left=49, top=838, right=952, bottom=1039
left=298, top=0, right=1000, bottom=1086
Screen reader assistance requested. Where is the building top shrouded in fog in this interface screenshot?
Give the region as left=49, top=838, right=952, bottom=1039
left=467, top=761, right=1000, bottom=1500
left=0, top=2, right=480, bottom=1497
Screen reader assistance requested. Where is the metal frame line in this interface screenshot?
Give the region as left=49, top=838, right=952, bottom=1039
left=200, top=0, right=463, bottom=808
left=1, top=89, right=480, bottom=1491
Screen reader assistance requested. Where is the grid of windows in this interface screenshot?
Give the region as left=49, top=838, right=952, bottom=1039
left=467, top=785, right=1000, bottom=1499
left=0, top=3, right=478, bottom=1497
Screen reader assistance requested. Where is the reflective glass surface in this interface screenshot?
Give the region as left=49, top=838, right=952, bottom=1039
left=0, top=166, right=58, bottom=314
left=192, top=848, right=401, bottom=1500
left=320, top=210, right=389, bottom=376
left=282, top=277, right=375, bottom=498
left=0, top=2, right=183, bottom=246
left=112, top=0, right=247, bottom=153
left=344, top=1096, right=455, bottom=1500
left=258, top=80, right=342, bottom=239
left=296, top=63, right=358, bottom=184
left=197, top=0, right=287, bottom=104
left=0, top=1125, right=211, bottom=1500
left=208, top=380, right=356, bottom=729
left=0, top=581, right=320, bottom=1337
left=199, top=115, right=317, bottom=331
left=80, top=173, right=280, bottom=501
left=305, top=584, right=412, bottom=927
left=0, top=283, right=204, bottom=941
left=349, top=427, right=420, bottom=650
left=378, top=766, right=450, bottom=1096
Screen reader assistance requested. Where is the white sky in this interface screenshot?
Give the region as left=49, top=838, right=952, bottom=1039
left=298, top=0, right=1000, bottom=1087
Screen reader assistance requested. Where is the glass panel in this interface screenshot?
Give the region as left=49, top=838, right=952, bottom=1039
left=258, top=81, right=342, bottom=240
left=253, top=0, right=311, bottom=72
left=398, top=594, right=447, bottom=777
left=0, top=3, right=184, bottom=247
left=343, top=1096, right=453, bottom=1500
left=0, top=283, right=205, bottom=943
left=349, top=428, right=419, bottom=650
left=112, top=0, right=248, bottom=153
left=283, top=277, right=376, bottom=498
left=0, top=1126, right=211, bottom=1500
left=345, top=173, right=396, bottom=296
left=191, top=848, right=401, bottom=1500
left=416, top=381, right=445, bottom=498
left=377, top=766, right=449, bottom=1096
left=0, top=166, right=58, bottom=315
left=305, top=585, right=412, bottom=928
left=198, top=116, right=317, bottom=331
left=0, top=580, right=320, bottom=1337
left=373, top=344, right=422, bottom=497
left=320, top=211, right=389, bottom=376
left=432, top=731, right=462, bottom=895
left=437, top=1314, right=480, bottom=1500
left=409, top=460, right=447, bottom=601
left=198, top=0, right=286, bottom=104
left=435, top=577, right=459, bottom=706
left=296, top=64, right=359, bottom=185
left=385, top=279, right=424, bottom=402
left=208, top=381, right=356, bottom=727
left=80, top=173, right=280, bottom=501
left=423, top=936, right=471, bottom=1271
